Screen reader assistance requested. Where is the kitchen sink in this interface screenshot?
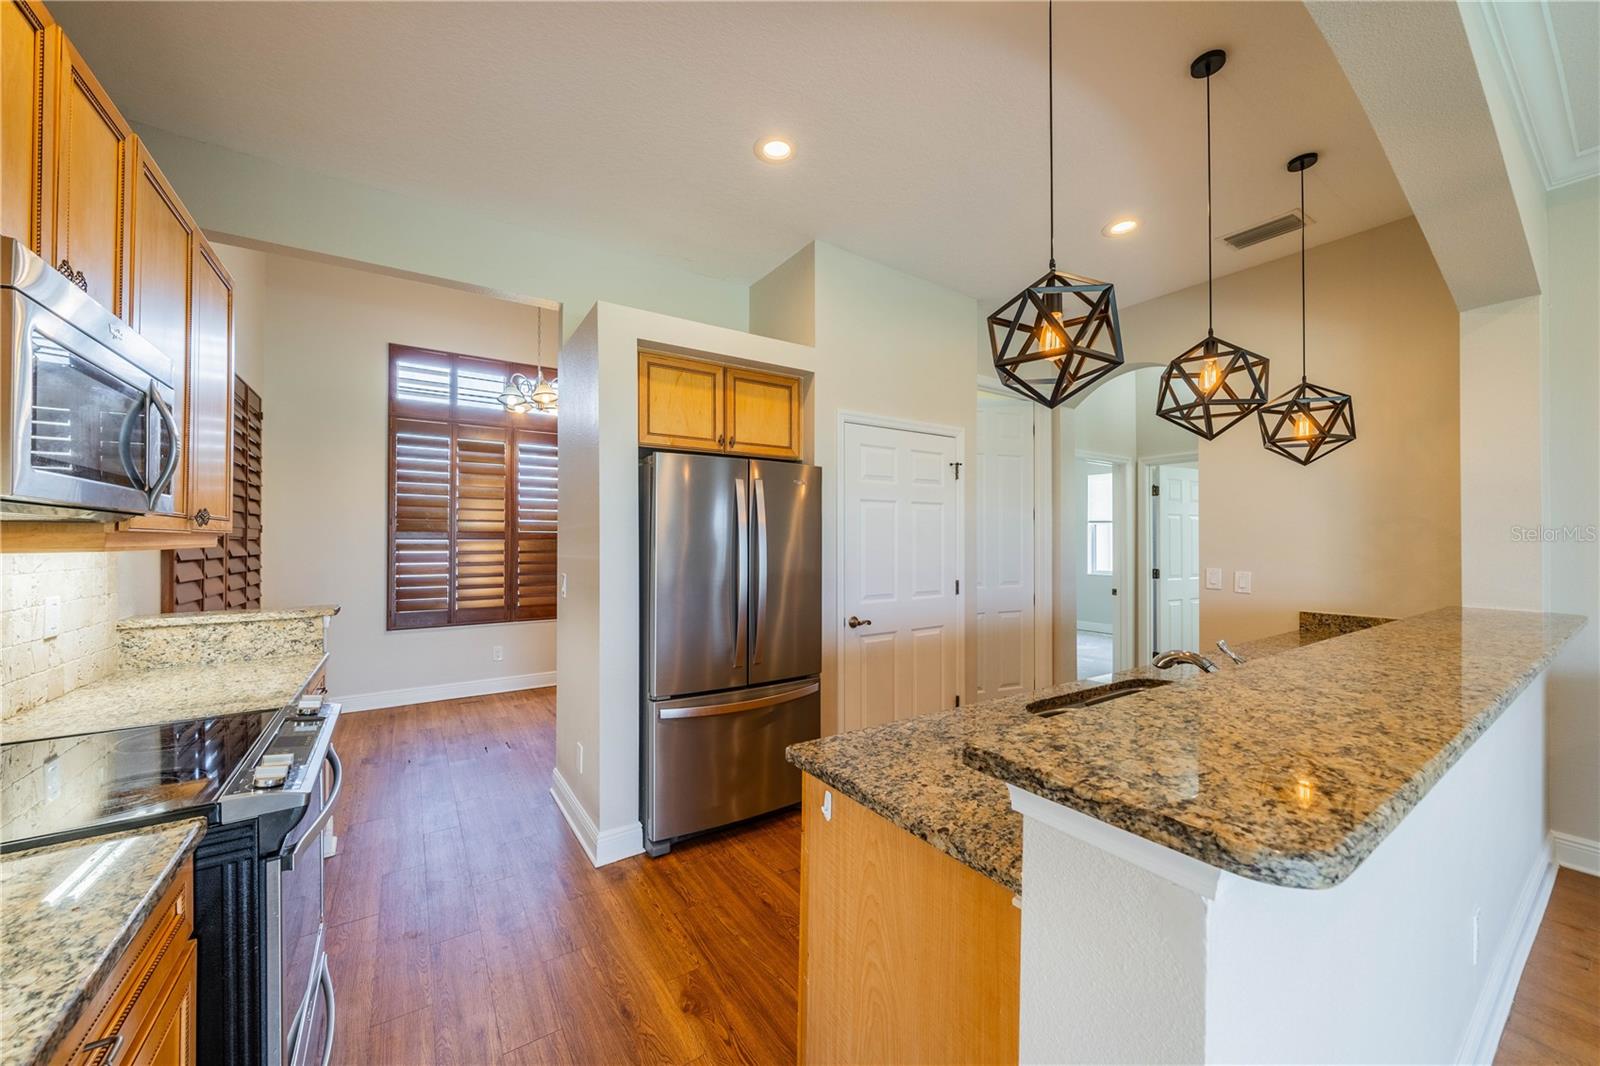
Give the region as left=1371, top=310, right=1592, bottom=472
left=1026, top=678, right=1173, bottom=717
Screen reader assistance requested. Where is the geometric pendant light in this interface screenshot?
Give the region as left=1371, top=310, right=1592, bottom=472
left=1258, top=152, right=1356, bottom=465
left=1155, top=49, right=1270, bottom=440
left=988, top=0, right=1125, bottom=409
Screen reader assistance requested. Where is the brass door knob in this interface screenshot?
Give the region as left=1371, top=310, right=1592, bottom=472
left=847, top=616, right=872, bottom=629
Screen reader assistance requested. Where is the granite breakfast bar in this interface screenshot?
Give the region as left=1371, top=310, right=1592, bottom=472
left=787, top=606, right=1585, bottom=1065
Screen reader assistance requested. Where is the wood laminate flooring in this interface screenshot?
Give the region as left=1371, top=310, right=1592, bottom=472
left=323, top=688, right=799, bottom=1065
left=1495, top=868, right=1600, bottom=1065
left=325, top=689, right=1597, bottom=1065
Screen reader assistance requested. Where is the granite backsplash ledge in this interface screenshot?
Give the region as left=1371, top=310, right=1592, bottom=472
left=116, top=605, right=339, bottom=669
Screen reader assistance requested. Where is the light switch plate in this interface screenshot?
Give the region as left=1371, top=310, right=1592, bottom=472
left=1234, top=571, right=1253, bottom=594
left=43, top=596, right=61, bottom=639
left=1205, top=567, right=1223, bottom=590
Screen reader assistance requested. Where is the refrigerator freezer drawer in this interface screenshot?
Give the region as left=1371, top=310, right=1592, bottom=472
left=645, top=677, right=820, bottom=845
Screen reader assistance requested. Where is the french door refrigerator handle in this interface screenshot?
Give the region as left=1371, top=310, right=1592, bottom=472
left=753, top=477, right=769, bottom=666
left=734, top=478, right=748, bottom=667
left=657, top=679, right=820, bottom=720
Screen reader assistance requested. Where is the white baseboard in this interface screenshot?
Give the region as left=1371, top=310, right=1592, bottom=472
left=550, top=767, right=644, bottom=868
left=333, top=670, right=556, bottom=713
left=1552, top=830, right=1600, bottom=875
left=1456, top=841, right=1556, bottom=1065
left=1077, top=621, right=1113, bottom=635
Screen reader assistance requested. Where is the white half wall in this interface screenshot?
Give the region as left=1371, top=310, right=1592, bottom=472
left=1015, top=677, right=1552, bottom=1064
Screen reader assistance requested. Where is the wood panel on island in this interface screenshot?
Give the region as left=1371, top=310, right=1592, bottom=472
left=0, top=0, right=235, bottom=553
left=638, top=350, right=804, bottom=460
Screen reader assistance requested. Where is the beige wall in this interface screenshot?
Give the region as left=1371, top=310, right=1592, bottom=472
left=1117, top=217, right=1462, bottom=643
left=235, top=247, right=560, bottom=707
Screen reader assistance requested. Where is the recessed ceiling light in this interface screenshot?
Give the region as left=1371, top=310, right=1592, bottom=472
left=1102, top=218, right=1139, bottom=237
left=755, top=137, right=794, bottom=164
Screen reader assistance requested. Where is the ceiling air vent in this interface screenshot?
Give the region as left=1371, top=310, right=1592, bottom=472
left=1221, top=210, right=1308, bottom=250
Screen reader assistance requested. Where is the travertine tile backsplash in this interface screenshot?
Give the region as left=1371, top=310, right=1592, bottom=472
left=1, top=553, right=120, bottom=716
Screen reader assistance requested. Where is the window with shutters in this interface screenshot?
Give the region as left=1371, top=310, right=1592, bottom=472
left=388, top=345, right=557, bottom=630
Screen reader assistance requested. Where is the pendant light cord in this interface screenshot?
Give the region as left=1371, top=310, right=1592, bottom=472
left=1205, top=72, right=1213, bottom=335
left=1300, top=167, right=1307, bottom=382
left=1047, top=0, right=1055, bottom=270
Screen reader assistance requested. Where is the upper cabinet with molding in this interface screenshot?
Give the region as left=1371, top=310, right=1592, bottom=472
left=638, top=351, right=804, bottom=461
left=0, top=0, right=234, bottom=549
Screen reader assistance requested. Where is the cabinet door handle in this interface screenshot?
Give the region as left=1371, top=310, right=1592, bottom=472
left=56, top=258, right=88, bottom=292
left=194, top=508, right=212, bottom=527
left=718, top=434, right=725, bottom=447
left=82, top=1033, right=122, bottom=1061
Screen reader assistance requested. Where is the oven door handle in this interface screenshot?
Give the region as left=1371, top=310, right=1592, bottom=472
left=283, top=746, right=342, bottom=872
left=117, top=397, right=148, bottom=496
left=146, top=383, right=181, bottom=509
left=316, top=952, right=337, bottom=1066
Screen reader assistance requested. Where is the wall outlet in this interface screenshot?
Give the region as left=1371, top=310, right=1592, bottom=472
left=1205, top=567, right=1223, bottom=590
left=1234, top=571, right=1253, bottom=594
left=492, top=645, right=504, bottom=662
left=43, top=596, right=61, bottom=639
left=1471, top=907, right=1481, bottom=965
left=576, top=742, right=584, bottom=775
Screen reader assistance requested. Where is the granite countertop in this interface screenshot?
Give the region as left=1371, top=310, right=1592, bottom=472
left=786, top=621, right=1349, bottom=894
left=1, top=652, right=326, bottom=744
left=963, top=607, right=1585, bottom=889
left=116, top=605, right=339, bottom=630
left=0, top=819, right=206, bottom=1066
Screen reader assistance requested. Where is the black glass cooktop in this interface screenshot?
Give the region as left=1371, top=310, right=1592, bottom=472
left=0, top=710, right=279, bottom=850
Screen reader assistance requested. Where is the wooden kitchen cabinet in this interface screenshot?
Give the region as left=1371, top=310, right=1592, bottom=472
left=1, top=1, right=56, bottom=256
left=1, top=0, right=235, bottom=551
left=51, top=30, right=133, bottom=319
left=639, top=351, right=725, bottom=451
left=183, top=239, right=234, bottom=532
left=638, top=351, right=803, bottom=459
left=121, top=139, right=196, bottom=528
left=54, top=857, right=197, bottom=1066
left=798, top=773, right=1019, bottom=1065
left=725, top=366, right=801, bottom=459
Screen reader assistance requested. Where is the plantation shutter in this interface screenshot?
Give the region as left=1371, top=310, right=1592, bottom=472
left=387, top=345, right=557, bottom=630
left=163, top=377, right=263, bottom=613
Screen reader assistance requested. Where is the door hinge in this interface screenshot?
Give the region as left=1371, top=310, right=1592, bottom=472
left=1151, top=484, right=1160, bottom=496
left=954, top=694, right=961, bottom=708
left=1152, top=567, right=1161, bottom=579
left=955, top=579, right=961, bottom=595
left=949, top=461, right=963, bottom=480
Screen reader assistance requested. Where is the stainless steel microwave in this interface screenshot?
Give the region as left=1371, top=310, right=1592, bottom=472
left=2, top=236, right=179, bottom=520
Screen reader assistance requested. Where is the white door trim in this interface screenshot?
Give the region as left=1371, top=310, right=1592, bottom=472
left=976, top=377, right=1054, bottom=688
left=836, top=410, right=967, bottom=720
left=1138, top=452, right=1199, bottom=663
left=1075, top=450, right=1137, bottom=673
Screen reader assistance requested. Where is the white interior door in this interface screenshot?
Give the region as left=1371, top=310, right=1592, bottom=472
left=1156, top=463, right=1201, bottom=651
left=975, top=393, right=1035, bottom=699
left=842, top=421, right=960, bottom=731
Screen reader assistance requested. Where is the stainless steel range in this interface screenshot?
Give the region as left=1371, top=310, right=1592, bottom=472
left=0, top=672, right=341, bottom=1066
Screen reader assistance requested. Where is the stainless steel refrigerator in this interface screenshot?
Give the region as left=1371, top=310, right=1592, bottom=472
left=641, top=451, right=822, bottom=855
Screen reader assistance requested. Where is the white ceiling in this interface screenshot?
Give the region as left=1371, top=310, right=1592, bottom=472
left=1482, top=0, right=1600, bottom=190
left=54, top=1, right=1414, bottom=308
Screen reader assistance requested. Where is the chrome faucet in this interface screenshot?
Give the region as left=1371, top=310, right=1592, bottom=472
left=1215, top=638, right=1246, bottom=666
left=1152, top=649, right=1218, bottom=673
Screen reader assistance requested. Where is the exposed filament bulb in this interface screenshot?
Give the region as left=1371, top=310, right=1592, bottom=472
left=1292, top=410, right=1316, bottom=440
left=1198, top=358, right=1220, bottom=396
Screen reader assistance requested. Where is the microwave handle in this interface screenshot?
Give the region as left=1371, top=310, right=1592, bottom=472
left=117, top=399, right=149, bottom=496
left=147, top=385, right=181, bottom=508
